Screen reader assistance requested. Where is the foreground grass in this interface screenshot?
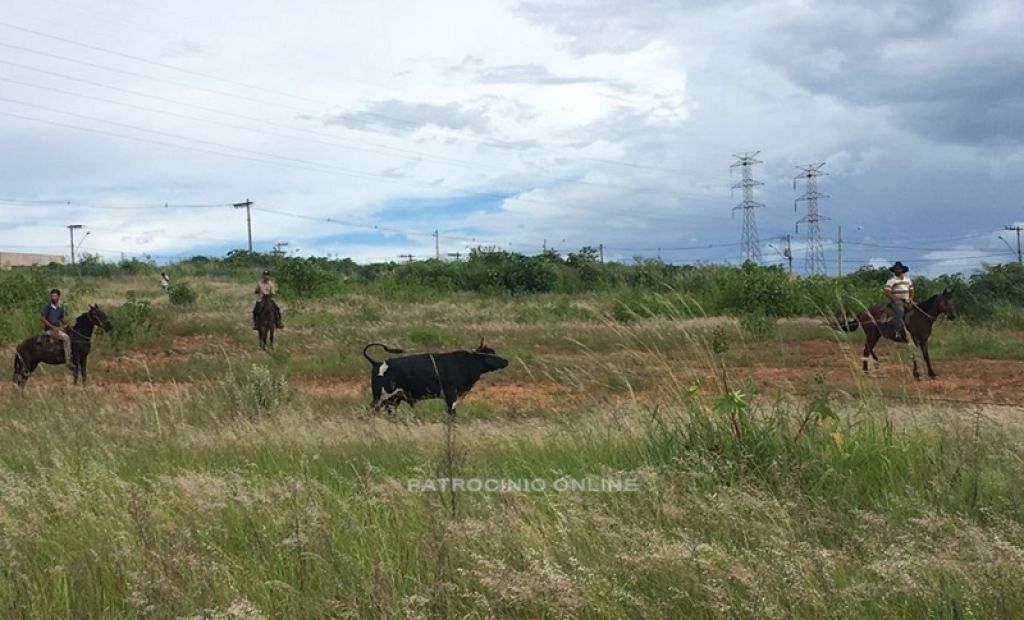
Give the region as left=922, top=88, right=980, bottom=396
left=1, top=274, right=1023, bottom=618
left=2, top=382, right=1024, bottom=618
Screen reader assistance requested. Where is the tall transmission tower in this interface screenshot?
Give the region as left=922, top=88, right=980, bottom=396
left=730, top=151, right=765, bottom=263
left=793, top=162, right=830, bottom=275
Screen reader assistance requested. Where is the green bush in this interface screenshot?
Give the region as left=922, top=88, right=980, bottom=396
left=0, top=269, right=61, bottom=345
left=107, top=292, right=156, bottom=350
left=739, top=312, right=777, bottom=342
left=220, top=363, right=289, bottom=418
left=722, top=262, right=797, bottom=316
left=167, top=282, right=197, bottom=306
left=407, top=325, right=449, bottom=348
left=278, top=258, right=339, bottom=298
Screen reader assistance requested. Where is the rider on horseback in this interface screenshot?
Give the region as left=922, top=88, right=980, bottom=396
left=253, top=270, right=284, bottom=330
left=41, top=288, right=75, bottom=369
left=884, top=261, right=913, bottom=342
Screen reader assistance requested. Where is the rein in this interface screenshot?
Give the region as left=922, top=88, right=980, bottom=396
left=910, top=296, right=942, bottom=321
left=67, top=311, right=103, bottom=340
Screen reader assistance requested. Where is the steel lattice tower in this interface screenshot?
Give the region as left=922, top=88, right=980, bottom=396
left=730, top=151, right=764, bottom=263
left=794, top=162, right=830, bottom=275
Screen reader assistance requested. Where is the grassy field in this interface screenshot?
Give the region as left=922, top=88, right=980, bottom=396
left=1, top=275, right=1024, bottom=618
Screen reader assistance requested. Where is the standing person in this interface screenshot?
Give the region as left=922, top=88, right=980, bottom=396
left=253, top=270, right=283, bottom=329
left=884, top=261, right=914, bottom=342
left=40, top=288, right=75, bottom=369
left=160, top=272, right=170, bottom=292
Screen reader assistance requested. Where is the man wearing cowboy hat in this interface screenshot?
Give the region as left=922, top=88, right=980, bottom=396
left=884, top=261, right=914, bottom=342
left=253, top=270, right=283, bottom=330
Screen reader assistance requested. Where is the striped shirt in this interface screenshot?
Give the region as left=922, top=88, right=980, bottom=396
left=884, top=275, right=913, bottom=301
left=255, top=280, right=276, bottom=297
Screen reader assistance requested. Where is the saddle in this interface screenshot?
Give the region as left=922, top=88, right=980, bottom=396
left=35, top=327, right=69, bottom=345
left=879, top=303, right=913, bottom=339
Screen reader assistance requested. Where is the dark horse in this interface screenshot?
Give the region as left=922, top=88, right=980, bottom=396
left=13, top=305, right=113, bottom=388
left=834, top=289, right=957, bottom=379
left=255, top=297, right=279, bottom=350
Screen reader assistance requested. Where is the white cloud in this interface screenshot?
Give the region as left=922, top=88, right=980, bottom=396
left=0, top=0, right=1020, bottom=273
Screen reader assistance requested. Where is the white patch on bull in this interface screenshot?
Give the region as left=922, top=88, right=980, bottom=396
left=381, top=387, right=404, bottom=400
left=378, top=360, right=389, bottom=376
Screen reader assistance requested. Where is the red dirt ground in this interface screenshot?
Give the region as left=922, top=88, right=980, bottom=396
left=7, top=335, right=1022, bottom=409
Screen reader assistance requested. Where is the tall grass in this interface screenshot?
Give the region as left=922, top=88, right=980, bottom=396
left=1, top=274, right=1023, bottom=617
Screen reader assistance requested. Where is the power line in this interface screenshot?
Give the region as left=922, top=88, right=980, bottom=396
left=0, top=27, right=699, bottom=177
left=0, top=97, right=723, bottom=222
left=0, top=198, right=230, bottom=209
left=845, top=240, right=1009, bottom=253
left=0, top=75, right=719, bottom=204
left=603, top=241, right=744, bottom=252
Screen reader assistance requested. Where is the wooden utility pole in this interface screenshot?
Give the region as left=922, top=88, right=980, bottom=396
left=837, top=225, right=843, bottom=277
left=434, top=229, right=440, bottom=260
left=67, top=224, right=83, bottom=265
left=234, top=199, right=253, bottom=252
left=599, top=243, right=604, bottom=264
left=1006, top=224, right=1023, bottom=265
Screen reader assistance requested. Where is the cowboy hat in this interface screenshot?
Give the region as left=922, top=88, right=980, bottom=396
left=889, top=261, right=909, bottom=273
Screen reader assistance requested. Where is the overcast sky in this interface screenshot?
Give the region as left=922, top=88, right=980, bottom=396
left=1, top=0, right=1022, bottom=274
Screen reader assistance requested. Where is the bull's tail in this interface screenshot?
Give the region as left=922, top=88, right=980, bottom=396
left=13, top=350, right=25, bottom=386
left=363, top=343, right=404, bottom=364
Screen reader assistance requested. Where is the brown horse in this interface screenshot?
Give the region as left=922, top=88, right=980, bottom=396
left=13, top=305, right=113, bottom=388
left=835, top=289, right=957, bottom=379
left=255, top=297, right=279, bottom=350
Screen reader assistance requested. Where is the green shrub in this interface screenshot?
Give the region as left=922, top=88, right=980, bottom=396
left=407, top=325, right=449, bottom=348
left=722, top=262, right=797, bottom=316
left=220, top=363, right=289, bottom=418
left=167, top=282, right=197, bottom=306
left=739, top=312, right=777, bottom=342
left=278, top=258, right=339, bottom=298
left=107, top=291, right=156, bottom=349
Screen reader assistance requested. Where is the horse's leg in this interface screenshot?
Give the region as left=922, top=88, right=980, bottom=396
left=79, top=355, right=88, bottom=386
left=863, top=328, right=880, bottom=374
left=20, top=360, right=39, bottom=387
left=920, top=339, right=936, bottom=379
left=269, top=327, right=274, bottom=349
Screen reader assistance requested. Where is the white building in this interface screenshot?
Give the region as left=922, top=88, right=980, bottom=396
left=0, top=252, right=65, bottom=269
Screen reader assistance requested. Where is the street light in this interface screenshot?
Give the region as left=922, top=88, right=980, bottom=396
left=75, top=231, right=91, bottom=257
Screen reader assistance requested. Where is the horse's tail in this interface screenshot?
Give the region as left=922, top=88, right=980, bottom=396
left=831, top=312, right=860, bottom=332
left=363, top=343, right=403, bottom=364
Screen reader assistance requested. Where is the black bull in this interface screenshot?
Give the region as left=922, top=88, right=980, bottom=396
left=363, top=342, right=509, bottom=414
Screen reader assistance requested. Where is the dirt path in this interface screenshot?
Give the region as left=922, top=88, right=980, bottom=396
left=6, top=334, right=1021, bottom=409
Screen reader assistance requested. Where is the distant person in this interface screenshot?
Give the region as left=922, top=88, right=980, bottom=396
left=884, top=261, right=913, bottom=342
left=40, top=288, right=75, bottom=369
left=253, top=270, right=283, bottom=329
left=160, top=272, right=170, bottom=292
